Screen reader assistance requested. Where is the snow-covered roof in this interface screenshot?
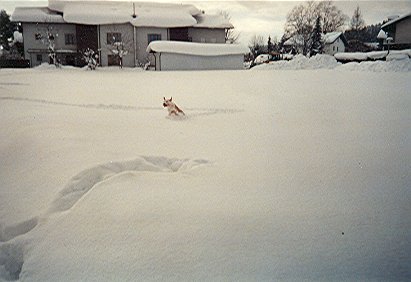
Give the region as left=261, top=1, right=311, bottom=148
left=11, top=7, right=65, bottom=23
left=323, top=32, right=342, bottom=44
left=381, top=12, right=411, bottom=28
left=284, top=32, right=346, bottom=47
left=147, top=41, right=249, bottom=56
left=193, top=14, right=233, bottom=29
left=54, top=1, right=200, bottom=27
left=12, top=1, right=232, bottom=29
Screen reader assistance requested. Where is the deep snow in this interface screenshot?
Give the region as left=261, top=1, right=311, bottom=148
left=0, top=63, right=410, bottom=281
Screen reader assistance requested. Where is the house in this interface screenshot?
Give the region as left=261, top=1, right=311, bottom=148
left=381, top=12, right=411, bottom=49
left=283, top=32, right=347, bottom=56
left=322, top=32, right=348, bottom=55
left=147, top=41, right=248, bottom=71
left=11, top=0, right=242, bottom=69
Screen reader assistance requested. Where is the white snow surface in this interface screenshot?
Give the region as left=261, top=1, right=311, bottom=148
left=147, top=41, right=249, bottom=56
left=0, top=65, right=410, bottom=281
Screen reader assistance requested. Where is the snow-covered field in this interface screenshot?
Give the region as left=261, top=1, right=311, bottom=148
left=0, top=60, right=410, bottom=281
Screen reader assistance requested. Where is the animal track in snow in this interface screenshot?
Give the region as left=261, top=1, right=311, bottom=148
left=0, top=97, right=243, bottom=118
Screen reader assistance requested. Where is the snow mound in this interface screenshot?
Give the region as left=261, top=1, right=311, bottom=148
left=252, top=54, right=340, bottom=70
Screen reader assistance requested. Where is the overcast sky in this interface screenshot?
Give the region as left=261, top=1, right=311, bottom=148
left=1, top=0, right=410, bottom=45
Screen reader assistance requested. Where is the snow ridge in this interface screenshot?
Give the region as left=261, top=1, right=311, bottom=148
left=0, top=156, right=209, bottom=281
left=0, top=156, right=209, bottom=241
left=47, top=156, right=209, bottom=213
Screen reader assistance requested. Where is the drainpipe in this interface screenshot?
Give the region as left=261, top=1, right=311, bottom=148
left=133, top=26, right=137, bottom=67
left=97, top=25, right=101, bottom=66
left=132, top=2, right=137, bottom=67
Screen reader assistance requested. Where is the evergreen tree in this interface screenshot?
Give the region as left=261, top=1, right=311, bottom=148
left=0, top=10, right=14, bottom=51
left=267, top=36, right=273, bottom=53
left=310, top=17, right=323, bottom=56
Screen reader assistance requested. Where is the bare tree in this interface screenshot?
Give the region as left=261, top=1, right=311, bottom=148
left=220, top=11, right=240, bottom=44
left=105, top=26, right=132, bottom=68
left=248, top=34, right=265, bottom=58
left=284, top=1, right=347, bottom=55
left=34, top=24, right=60, bottom=67
left=318, top=1, right=348, bottom=33
left=284, top=1, right=318, bottom=55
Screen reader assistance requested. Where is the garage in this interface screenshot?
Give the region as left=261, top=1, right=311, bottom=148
left=147, top=41, right=248, bottom=71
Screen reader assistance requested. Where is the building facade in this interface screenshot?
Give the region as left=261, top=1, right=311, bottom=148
left=12, top=1, right=234, bottom=68
left=381, top=13, right=411, bottom=49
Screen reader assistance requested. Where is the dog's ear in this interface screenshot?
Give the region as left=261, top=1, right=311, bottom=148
left=163, top=97, right=166, bottom=101
left=170, top=97, right=172, bottom=101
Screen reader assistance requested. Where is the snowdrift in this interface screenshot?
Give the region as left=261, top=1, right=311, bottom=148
left=0, top=65, right=410, bottom=281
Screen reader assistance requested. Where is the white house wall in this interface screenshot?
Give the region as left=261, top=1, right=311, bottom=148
left=395, top=18, right=411, bottom=44
left=99, top=24, right=135, bottom=67
left=188, top=28, right=225, bottom=43
left=155, top=53, right=243, bottom=71
left=22, top=23, right=77, bottom=66
left=135, top=27, right=168, bottom=66
left=324, top=38, right=345, bottom=55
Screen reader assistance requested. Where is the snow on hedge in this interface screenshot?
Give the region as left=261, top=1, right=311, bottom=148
left=335, top=49, right=411, bottom=61
left=253, top=54, right=411, bottom=72
left=147, top=41, right=249, bottom=56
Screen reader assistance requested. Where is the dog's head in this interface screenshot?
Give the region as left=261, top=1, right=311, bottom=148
left=163, top=97, right=173, bottom=108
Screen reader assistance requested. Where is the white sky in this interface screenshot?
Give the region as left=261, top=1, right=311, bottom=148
left=1, top=0, right=410, bottom=45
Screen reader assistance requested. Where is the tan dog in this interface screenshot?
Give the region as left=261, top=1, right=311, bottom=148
left=163, top=97, right=185, bottom=116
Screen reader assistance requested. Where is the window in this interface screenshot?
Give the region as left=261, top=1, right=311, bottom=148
left=65, top=33, right=75, bottom=45
left=107, top=33, right=122, bottom=45
left=35, top=33, right=42, bottom=40
left=36, top=54, right=42, bottom=62
left=147, top=34, right=161, bottom=44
